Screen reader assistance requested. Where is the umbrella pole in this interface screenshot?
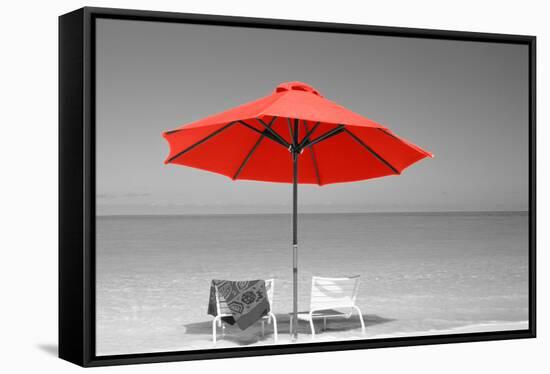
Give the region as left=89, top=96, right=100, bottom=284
left=291, top=149, right=298, bottom=342
left=291, top=117, right=300, bottom=342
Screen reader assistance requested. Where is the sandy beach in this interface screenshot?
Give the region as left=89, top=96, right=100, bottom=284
left=177, top=317, right=528, bottom=350
left=97, top=310, right=528, bottom=354
left=96, top=212, right=528, bottom=355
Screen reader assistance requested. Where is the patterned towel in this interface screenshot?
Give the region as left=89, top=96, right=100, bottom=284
left=207, top=280, right=270, bottom=330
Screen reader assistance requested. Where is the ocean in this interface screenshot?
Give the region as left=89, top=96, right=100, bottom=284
left=96, top=212, right=529, bottom=355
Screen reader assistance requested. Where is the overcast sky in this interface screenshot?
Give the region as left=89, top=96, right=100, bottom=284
left=95, top=18, right=529, bottom=215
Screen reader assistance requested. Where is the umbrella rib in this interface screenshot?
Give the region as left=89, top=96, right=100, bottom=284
left=303, top=121, right=322, bottom=185
left=232, top=117, right=277, bottom=180
left=298, top=121, right=320, bottom=149
left=344, top=128, right=401, bottom=175
left=256, top=118, right=291, bottom=148
left=378, top=128, right=433, bottom=157
left=238, top=120, right=263, bottom=134
left=287, top=118, right=294, bottom=146
left=301, top=125, right=345, bottom=150
left=237, top=119, right=287, bottom=148
left=293, top=118, right=299, bottom=145
left=166, top=121, right=238, bottom=163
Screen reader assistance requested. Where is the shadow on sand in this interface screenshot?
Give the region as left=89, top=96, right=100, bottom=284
left=183, top=313, right=393, bottom=346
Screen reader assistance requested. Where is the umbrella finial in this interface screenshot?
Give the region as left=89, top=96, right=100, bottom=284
left=274, top=81, right=322, bottom=97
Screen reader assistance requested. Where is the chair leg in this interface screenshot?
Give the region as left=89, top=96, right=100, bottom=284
left=212, top=317, right=218, bottom=345
left=289, top=315, right=293, bottom=335
left=271, top=313, right=278, bottom=342
left=221, top=322, right=226, bottom=337
left=261, top=320, right=265, bottom=337
left=309, top=318, right=315, bottom=339
left=353, top=306, right=366, bottom=334
left=323, top=317, right=327, bottom=331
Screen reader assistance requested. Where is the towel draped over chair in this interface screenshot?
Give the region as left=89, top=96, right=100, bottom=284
left=207, top=279, right=270, bottom=330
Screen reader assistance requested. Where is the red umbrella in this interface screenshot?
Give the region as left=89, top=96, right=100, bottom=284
left=163, top=81, right=432, bottom=340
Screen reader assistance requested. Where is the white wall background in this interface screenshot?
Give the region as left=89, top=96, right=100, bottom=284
left=0, top=0, right=546, bottom=372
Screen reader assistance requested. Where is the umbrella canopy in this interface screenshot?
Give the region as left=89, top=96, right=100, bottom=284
left=163, top=82, right=432, bottom=184
left=163, top=81, right=432, bottom=340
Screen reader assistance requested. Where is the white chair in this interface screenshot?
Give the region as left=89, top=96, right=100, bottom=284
left=290, top=276, right=365, bottom=339
left=212, top=279, right=278, bottom=344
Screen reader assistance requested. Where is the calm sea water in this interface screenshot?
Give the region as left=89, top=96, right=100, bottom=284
left=96, top=212, right=528, bottom=355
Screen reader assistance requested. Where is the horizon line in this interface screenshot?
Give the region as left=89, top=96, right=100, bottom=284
left=96, top=210, right=529, bottom=218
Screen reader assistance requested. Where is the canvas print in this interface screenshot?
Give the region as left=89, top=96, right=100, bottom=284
left=95, top=18, right=529, bottom=356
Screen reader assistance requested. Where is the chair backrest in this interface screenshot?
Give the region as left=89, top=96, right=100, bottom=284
left=265, top=278, right=275, bottom=310
left=310, top=276, right=361, bottom=312
left=215, top=279, right=275, bottom=316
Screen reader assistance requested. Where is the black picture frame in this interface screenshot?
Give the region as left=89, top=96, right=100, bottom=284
left=59, top=6, right=537, bottom=367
